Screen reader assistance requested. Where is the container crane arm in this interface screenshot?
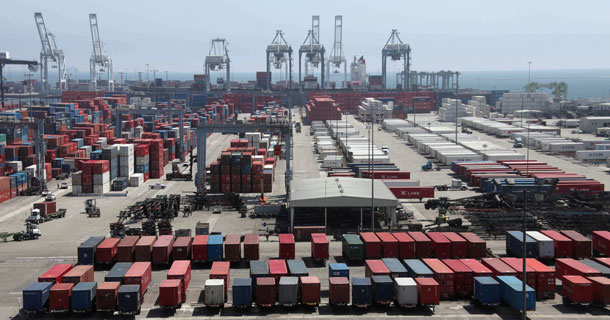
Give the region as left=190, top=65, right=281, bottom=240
left=89, top=14, right=104, bottom=63
left=34, top=12, right=54, bottom=59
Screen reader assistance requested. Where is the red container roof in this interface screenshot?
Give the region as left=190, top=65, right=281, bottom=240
left=98, top=237, right=120, bottom=249
left=64, top=265, right=93, bottom=277
left=540, top=230, right=571, bottom=242
left=39, top=264, right=73, bottom=280
left=193, top=235, right=209, bottom=245
left=98, top=281, right=121, bottom=290
left=360, top=232, right=381, bottom=243
left=443, top=259, right=471, bottom=273
left=51, top=283, right=74, bottom=291
left=154, top=235, right=174, bottom=247
left=426, top=232, right=450, bottom=243
left=329, top=277, right=349, bottom=285
left=366, top=260, right=390, bottom=273
left=210, top=261, right=230, bottom=276
left=168, top=260, right=191, bottom=276
left=558, top=259, right=600, bottom=274
left=460, top=259, right=493, bottom=274
left=225, top=234, right=241, bottom=245
left=257, top=277, right=275, bottom=286
left=482, top=258, right=516, bottom=273
left=279, top=234, right=295, bottom=243
left=563, top=275, right=592, bottom=284
left=118, top=236, right=140, bottom=248
left=408, top=232, right=431, bottom=242
left=125, top=262, right=151, bottom=277
left=500, top=258, right=534, bottom=272
left=415, top=278, right=439, bottom=286
left=300, top=276, right=320, bottom=284
left=392, top=232, right=414, bottom=242
left=312, top=234, right=328, bottom=244
left=588, top=276, right=610, bottom=285
left=458, top=232, right=485, bottom=243
left=136, top=236, right=157, bottom=246
left=174, top=236, right=192, bottom=247
left=561, top=230, right=590, bottom=241
left=244, top=234, right=259, bottom=244
left=422, top=259, right=453, bottom=274
left=525, top=258, right=554, bottom=272
left=376, top=232, right=398, bottom=243
left=160, top=279, right=181, bottom=288
left=442, top=232, right=466, bottom=243
left=269, top=259, right=288, bottom=274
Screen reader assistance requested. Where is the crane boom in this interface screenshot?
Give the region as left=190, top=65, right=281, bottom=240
left=34, top=13, right=53, bottom=58
left=89, top=14, right=104, bottom=63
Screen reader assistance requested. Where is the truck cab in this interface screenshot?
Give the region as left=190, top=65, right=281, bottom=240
left=513, top=137, right=523, bottom=148
left=26, top=209, right=42, bottom=224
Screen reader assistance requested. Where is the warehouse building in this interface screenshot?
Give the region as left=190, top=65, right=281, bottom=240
left=288, top=177, right=399, bottom=232
left=579, top=116, right=610, bottom=133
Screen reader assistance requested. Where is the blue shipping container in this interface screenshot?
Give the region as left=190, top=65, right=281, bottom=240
left=118, top=285, right=141, bottom=315
left=287, top=259, right=309, bottom=277
left=371, top=275, right=393, bottom=304
left=105, top=262, right=133, bottom=283
left=352, top=277, right=372, bottom=307
left=22, top=282, right=53, bottom=312
left=473, top=277, right=501, bottom=306
left=207, top=235, right=223, bottom=261
left=382, top=258, right=409, bottom=278
left=506, top=231, right=537, bottom=258
left=77, top=236, right=105, bottom=265
left=403, top=259, right=434, bottom=278
left=329, top=263, right=349, bottom=279
left=232, top=278, right=252, bottom=307
left=71, top=282, right=97, bottom=312
left=504, top=284, right=536, bottom=311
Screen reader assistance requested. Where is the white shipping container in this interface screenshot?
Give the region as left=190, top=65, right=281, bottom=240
left=135, top=157, right=149, bottom=166
left=441, top=153, right=484, bottom=165
left=6, top=161, right=22, bottom=172
left=93, top=182, right=111, bottom=195
left=394, top=277, right=418, bottom=306
left=92, top=172, right=111, bottom=185
left=204, top=279, right=225, bottom=307
left=72, top=184, right=82, bottom=195
left=575, top=150, right=610, bottom=160
left=382, top=180, right=420, bottom=187
left=526, top=231, right=555, bottom=259
left=129, top=173, right=144, bottom=187
left=72, top=171, right=82, bottom=185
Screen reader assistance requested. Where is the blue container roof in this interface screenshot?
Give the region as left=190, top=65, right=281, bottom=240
left=208, top=235, right=223, bottom=244
left=233, top=278, right=252, bottom=286
left=352, top=277, right=371, bottom=286
left=330, top=263, right=349, bottom=271
left=506, top=231, right=535, bottom=242
left=73, top=282, right=97, bottom=291
left=119, top=285, right=140, bottom=293
left=497, top=275, right=522, bottom=286
left=474, top=276, right=499, bottom=285
left=24, top=282, right=53, bottom=291
left=371, top=275, right=393, bottom=283
left=279, top=277, right=299, bottom=285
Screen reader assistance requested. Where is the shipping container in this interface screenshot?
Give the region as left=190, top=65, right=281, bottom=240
left=376, top=232, right=399, bottom=258
left=360, top=232, right=382, bottom=259
left=496, top=276, right=536, bottom=311
left=96, top=237, right=120, bottom=265
left=526, top=231, right=555, bottom=259
left=250, top=260, right=269, bottom=299
left=443, top=259, right=473, bottom=297
left=426, top=232, right=451, bottom=259
left=581, top=259, right=610, bottom=277
left=71, top=282, right=97, bottom=312
left=159, top=279, right=182, bottom=308
left=279, top=233, right=295, bottom=260
left=473, top=277, right=501, bottom=306
left=224, top=234, right=241, bottom=262
left=371, top=275, right=393, bottom=305
left=442, top=232, right=468, bottom=258
left=172, top=236, right=193, bottom=261
left=192, top=235, right=209, bottom=262
left=506, top=231, right=537, bottom=258
left=123, top=262, right=152, bottom=297
left=232, top=278, right=252, bottom=308
left=38, top=264, right=73, bottom=284
left=167, top=260, right=191, bottom=301
left=562, top=275, right=593, bottom=304
left=555, top=258, right=601, bottom=279
left=243, top=234, right=260, bottom=261
left=422, top=258, right=455, bottom=300
left=381, top=258, right=408, bottom=278
left=460, top=259, right=493, bottom=278
left=327, top=277, right=349, bottom=307
left=392, top=232, right=416, bottom=258
left=415, top=277, right=440, bottom=308
left=481, top=258, right=518, bottom=279
left=342, top=234, right=365, bottom=260
left=593, top=231, right=610, bottom=257
left=63, top=265, right=94, bottom=284
left=393, top=277, right=417, bottom=307
left=525, top=258, right=555, bottom=300
left=152, top=235, right=175, bottom=265
left=500, top=257, right=537, bottom=291
left=540, top=230, right=573, bottom=258
left=205, top=279, right=225, bottom=307
left=352, top=277, right=372, bottom=307
left=22, top=282, right=53, bottom=313
left=256, top=277, right=276, bottom=307
left=561, top=230, right=592, bottom=259
left=365, top=259, right=391, bottom=277
left=269, top=259, right=288, bottom=286
left=403, top=259, right=434, bottom=278
left=408, top=232, right=432, bottom=258
left=104, top=262, right=132, bottom=283
left=96, top=282, right=120, bottom=312
left=287, top=259, right=309, bottom=277
left=278, top=277, right=299, bottom=306
left=311, top=233, right=329, bottom=260
left=329, top=263, right=349, bottom=279
left=135, top=236, right=156, bottom=262
left=588, top=276, right=610, bottom=306
left=117, top=236, right=140, bottom=262
left=210, top=261, right=231, bottom=298
left=77, top=236, right=105, bottom=265
left=207, top=234, right=223, bottom=261
left=49, top=282, right=74, bottom=312
left=118, top=285, right=141, bottom=315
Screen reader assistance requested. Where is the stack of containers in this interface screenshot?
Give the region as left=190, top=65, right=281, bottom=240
left=92, top=160, right=110, bottom=195
left=119, top=144, right=135, bottom=178
left=135, top=145, right=150, bottom=181
left=101, top=145, right=119, bottom=180
left=149, top=139, right=164, bottom=179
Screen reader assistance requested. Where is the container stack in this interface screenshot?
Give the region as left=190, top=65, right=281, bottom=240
left=101, top=145, right=119, bottom=180
left=149, top=139, right=164, bottom=179
left=209, top=147, right=275, bottom=194
left=118, top=144, right=135, bottom=178
left=305, top=97, right=342, bottom=125
left=134, top=145, right=149, bottom=181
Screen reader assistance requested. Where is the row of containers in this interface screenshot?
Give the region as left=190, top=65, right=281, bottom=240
left=307, top=91, right=435, bottom=115
left=23, top=255, right=610, bottom=314
left=505, top=230, right=610, bottom=259
left=452, top=160, right=604, bottom=194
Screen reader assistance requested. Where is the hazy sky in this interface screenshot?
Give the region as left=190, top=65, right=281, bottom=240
left=3, top=0, right=610, bottom=77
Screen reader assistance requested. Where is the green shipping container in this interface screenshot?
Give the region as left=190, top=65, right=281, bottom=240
left=0, top=134, right=5, bottom=143
left=342, top=234, right=365, bottom=260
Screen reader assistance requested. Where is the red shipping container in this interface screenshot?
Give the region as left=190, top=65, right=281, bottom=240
left=458, top=232, right=487, bottom=259
left=426, top=232, right=451, bottom=259
left=562, top=275, right=593, bottom=304
left=300, top=276, right=321, bottom=306
left=442, top=232, right=468, bottom=258
left=117, top=235, right=140, bottom=262
left=593, top=231, right=610, bottom=257
left=500, top=257, right=537, bottom=290
left=279, top=234, right=295, bottom=260
left=33, top=201, right=56, bottom=216
left=224, top=234, right=241, bottom=262
left=311, top=233, right=329, bottom=260
left=460, top=259, right=493, bottom=277
left=596, top=257, right=610, bottom=269
left=555, top=258, right=601, bottom=279
left=361, top=171, right=410, bottom=179
left=389, top=186, right=435, bottom=199
left=415, top=278, right=440, bottom=306
left=210, top=261, right=231, bottom=297
left=38, top=264, right=73, bottom=284
left=192, top=235, right=209, bottom=262
left=96, top=282, right=120, bottom=312
left=269, top=259, right=288, bottom=287
left=360, top=232, right=382, bottom=258
left=540, top=230, right=573, bottom=258
left=561, top=230, right=592, bottom=259
left=392, top=232, right=416, bottom=258
left=526, top=258, right=556, bottom=300
left=49, top=283, right=74, bottom=312
left=365, top=259, right=391, bottom=277
left=62, top=265, right=94, bottom=283
left=172, top=236, right=193, bottom=261
left=135, top=236, right=157, bottom=262
left=159, top=279, right=183, bottom=307
left=256, top=277, right=276, bottom=307
left=408, top=232, right=432, bottom=258
left=443, top=259, right=473, bottom=297
left=329, top=277, right=350, bottom=306
left=481, top=258, right=518, bottom=279
left=124, top=262, right=152, bottom=297
left=96, top=237, right=120, bottom=265
left=422, top=258, right=455, bottom=300
left=376, top=232, right=399, bottom=258
left=167, top=260, right=191, bottom=301
left=588, top=276, right=610, bottom=305
left=152, top=235, right=175, bottom=265
left=243, top=234, right=259, bottom=261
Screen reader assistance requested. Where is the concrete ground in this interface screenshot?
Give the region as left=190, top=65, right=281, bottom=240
left=1, top=112, right=609, bottom=319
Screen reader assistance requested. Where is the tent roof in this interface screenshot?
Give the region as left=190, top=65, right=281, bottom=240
left=290, top=177, right=398, bottom=208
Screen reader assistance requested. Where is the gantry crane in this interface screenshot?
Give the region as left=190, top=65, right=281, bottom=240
left=326, top=15, right=347, bottom=89
left=89, top=14, right=114, bottom=92
left=0, top=54, right=38, bottom=109
left=525, top=81, right=568, bottom=101
left=299, top=15, right=325, bottom=90
left=34, top=13, right=66, bottom=91
left=266, top=30, right=293, bottom=90
left=382, top=29, right=410, bottom=91
left=205, top=39, right=230, bottom=91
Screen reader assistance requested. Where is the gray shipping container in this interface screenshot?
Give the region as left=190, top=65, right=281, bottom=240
left=279, top=277, right=299, bottom=306
left=394, top=277, right=418, bottom=307
left=205, top=279, right=225, bottom=307
left=287, top=260, right=309, bottom=277
left=506, top=231, right=537, bottom=258
left=403, top=259, right=434, bottom=278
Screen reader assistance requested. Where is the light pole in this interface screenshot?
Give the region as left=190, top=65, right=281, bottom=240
left=521, top=122, right=530, bottom=320
left=370, top=111, right=375, bottom=232
left=24, top=73, right=33, bottom=105
left=528, top=61, right=532, bottom=85
left=118, top=72, right=124, bottom=86
left=146, top=64, right=150, bottom=83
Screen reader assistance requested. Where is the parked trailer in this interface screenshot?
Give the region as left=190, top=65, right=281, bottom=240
left=562, top=275, right=593, bottom=305
left=496, top=276, right=536, bottom=311
left=376, top=232, right=399, bottom=258
left=49, top=282, right=73, bottom=313
left=207, top=234, right=223, bottom=261
left=117, top=235, right=140, bottom=262
left=352, top=277, right=372, bottom=308
left=329, top=277, right=350, bottom=306
left=593, top=230, right=610, bottom=257
left=329, top=263, right=349, bottom=279
left=224, top=234, right=241, bottom=262
left=192, top=235, right=208, bottom=262
left=540, top=230, right=573, bottom=258
left=243, top=234, right=260, bottom=261
left=394, top=277, right=417, bottom=308
left=360, top=232, right=382, bottom=258
left=38, top=264, right=73, bottom=284
left=117, top=284, right=141, bottom=315
left=506, top=231, right=537, bottom=258
left=427, top=232, right=451, bottom=259
left=442, top=232, right=468, bottom=258
left=96, top=238, right=120, bottom=265
left=415, top=277, right=440, bottom=312
left=204, top=279, right=225, bottom=308
left=473, top=277, right=501, bottom=306
left=500, top=257, right=537, bottom=291
left=458, top=232, right=487, bottom=259
left=104, top=262, right=132, bottom=283
left=135, top=236, right=156, bottom=262
left=443, top=259, right=473, bottom=298
left=392, top=232, right=416, bottom=258
left=123, top=262, right=152, bottom=297
left=342, top=234, right=365, bottom=260
left=525, top=258, right=556, bottom=300
left=561, top=230, right=592, bottom=259
left=311, top=233, right=329, bottom=261
left=278, top=277, right=298, bottom=307
left=301, top=276, right=321, bottom=306
left=77, top=236, right=105, bottom=265
left=159, top=279, right=182, bottom=309
left=71, top=282, right=97, bottom=313
left=232, top=278, right=252, bottom=308
left=96, top=282, right=120, bottom=313
left=588, top=276, right=610, bottom=306
left=172, top=236, right=193, bottom=261
left=422, top=258, right=455, bottom=300
left=22, top=282, right=53, bottom=314
left=279, top=234, right=295, bottom=260
left=408, top=232, right=432, bottom=258
left=256, top=277, right=276, bottom=308
left=389, top=186, right=435, bottom=200
left=167, top=260, right=191, bottom=301
left=210, top=261, right=230, bottom=299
